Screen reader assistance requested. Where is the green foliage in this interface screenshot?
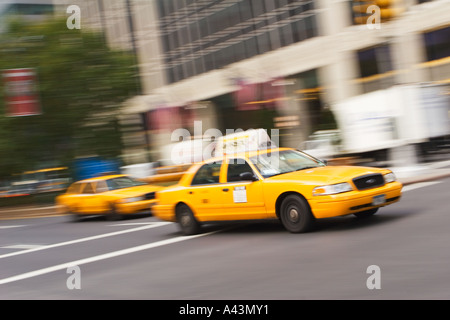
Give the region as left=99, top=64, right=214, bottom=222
left=0, top=18, right=140, bottom=178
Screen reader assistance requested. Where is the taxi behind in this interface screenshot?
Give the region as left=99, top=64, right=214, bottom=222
left=56, top=174, right=162, bottom=221
left=152, top=147, right=402, bottom=234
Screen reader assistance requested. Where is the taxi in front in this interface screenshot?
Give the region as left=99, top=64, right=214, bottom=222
left=152, top=148, right=402, bottom=234
left=56, top=174, right=162, bottom=221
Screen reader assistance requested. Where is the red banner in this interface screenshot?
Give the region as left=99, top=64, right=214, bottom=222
left=2, top=68, right=41, bottom=117
left=233, top=78, right=285, bottom=111
left=233, top=79, right=261, bottom=111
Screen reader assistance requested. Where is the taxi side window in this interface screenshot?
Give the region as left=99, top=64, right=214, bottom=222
left=227, top=159, right=255, bottom=182
left=95, top=181, right=109, bottom=193
left=67, top=183, right=82, bottom=194
left=191, top=162, right=222, bottom=185
left=81, top=183, right=95, bottom=194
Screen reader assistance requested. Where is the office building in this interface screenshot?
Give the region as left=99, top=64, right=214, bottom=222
left=53, top=0, right=450, bottom=163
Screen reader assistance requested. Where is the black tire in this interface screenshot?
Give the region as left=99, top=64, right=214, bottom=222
left=106, top=203, right=123, bottom=221
left=70, top=212, right=82, bottom=222
left=280, top=194, right=315, bottom=233
left=65, top=206, right=81, bottom=222
left=354, top=208, right=378, bottom=218
left=176, top=203, right=201, bottom=235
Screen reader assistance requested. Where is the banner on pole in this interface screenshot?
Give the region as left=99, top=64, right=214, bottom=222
left=2, top=68, right=41, bottom=117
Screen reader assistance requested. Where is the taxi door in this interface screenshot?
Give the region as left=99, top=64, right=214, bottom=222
left=76, top=182, right=96, bottom=213
left=186, top=161, right=224, bottom=220
left=219, top=158, right=267, bottom=220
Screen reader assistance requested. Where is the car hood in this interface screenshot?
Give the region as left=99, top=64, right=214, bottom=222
left=266, top=166, right=390, bottom=185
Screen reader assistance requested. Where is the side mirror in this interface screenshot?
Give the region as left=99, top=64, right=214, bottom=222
left=239, top=172, right=257, bottom=181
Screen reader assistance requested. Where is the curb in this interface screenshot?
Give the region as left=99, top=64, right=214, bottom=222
left=398, top=169, right=450, bottom=186
left=0, top=205, right=60, bottom=220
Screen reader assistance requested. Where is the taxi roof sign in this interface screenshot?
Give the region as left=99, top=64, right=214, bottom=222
left=214, top=128, right=278, bottom=157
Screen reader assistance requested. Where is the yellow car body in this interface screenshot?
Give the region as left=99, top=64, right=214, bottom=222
left=152, top=148, right=402, bottom=234
left=56, top=174, right=162, bottom=220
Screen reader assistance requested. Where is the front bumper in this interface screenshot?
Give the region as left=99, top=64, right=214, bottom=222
left=152, top=204, right=176, bottom=222
left=116, top=199, right=158, bottom=215
left=309, top=181, right=403, bottom=219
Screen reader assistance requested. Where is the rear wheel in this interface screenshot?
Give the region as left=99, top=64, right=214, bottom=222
left=354, top=208, right=378, bottom=218
left=176, top=203, right=201, bottom=235
left=280, top=195, right=315, bottom=233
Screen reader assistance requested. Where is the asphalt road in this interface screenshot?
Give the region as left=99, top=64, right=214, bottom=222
left=1, top=177, right=450, bottom=301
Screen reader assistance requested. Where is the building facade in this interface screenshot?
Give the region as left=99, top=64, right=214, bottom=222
left=0, top=0, right=54, bottom=32
left=53, top=0, right=450, bottom=164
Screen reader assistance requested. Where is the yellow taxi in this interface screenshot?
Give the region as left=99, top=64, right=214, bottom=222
left=152, top=147, right=402, bottom=234
left=56, top=174, right=162, bottom=221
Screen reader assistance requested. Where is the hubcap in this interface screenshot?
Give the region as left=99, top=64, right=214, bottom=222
left=180, top=213, right=191, bottom=226
left=289, top=208, right=299, bottom=222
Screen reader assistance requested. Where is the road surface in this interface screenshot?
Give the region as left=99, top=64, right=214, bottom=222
left=0, top=177, right=449, bottom=301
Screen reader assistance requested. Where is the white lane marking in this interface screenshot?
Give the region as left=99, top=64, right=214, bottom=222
left=0, top=230, right=219, bottom=285
left=108, top=222, right=160, bottom=226
left=1, top=244, right=44, bottom=250
left=0, top=222, right=172, bottom=259
left=402, top=181, right=441, bottom=193
left=0, top=225, right=26, bottom=229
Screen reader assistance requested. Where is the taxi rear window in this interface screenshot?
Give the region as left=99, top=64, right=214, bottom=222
left=191, top=162, right=222, bottom=185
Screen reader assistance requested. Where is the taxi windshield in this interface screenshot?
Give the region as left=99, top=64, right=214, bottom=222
left=250, top=149, right=325, bottom=178
left=106, top=176, right=146, bottom=190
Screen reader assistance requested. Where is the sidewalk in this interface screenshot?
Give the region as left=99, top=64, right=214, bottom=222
left=389, top=159, right=450, bottom=185
left=0, top=204, right=60, bottom=220
left=1, top=161, right=450, bottom=220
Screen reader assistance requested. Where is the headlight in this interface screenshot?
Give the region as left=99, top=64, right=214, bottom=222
left=120, top=196, right=144, bottom=203
left=313, top=182, right=353, bottom=196
left=384, top=172, right=396, bottom=183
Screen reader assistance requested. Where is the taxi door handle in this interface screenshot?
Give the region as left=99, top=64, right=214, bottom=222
left=222, top=188, right=229, bottom=192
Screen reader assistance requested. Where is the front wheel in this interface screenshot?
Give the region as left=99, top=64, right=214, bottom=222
left=106, top=203, right=123, bottom=221
left=280, top=195, right=315, bottom=233
left=176, top=204, right=201, bottom=235
left=66, top=206, right=81, bottom=222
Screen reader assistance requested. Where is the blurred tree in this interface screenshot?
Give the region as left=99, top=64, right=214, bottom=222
left=0, top=18, right=140, bottom=178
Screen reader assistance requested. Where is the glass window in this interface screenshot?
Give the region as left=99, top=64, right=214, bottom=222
left=357, top=45, right=393, bottom=77
left=256, top=32, right=271, bottom=55
left=291, top=20, right=306, bottom=43
left=279, top=24, right=294, bottom=47
left=304, top=15, right=318, bottom=38
left=67, top=183, right=82, bottom=194
left=95, top=181, right=109, bottom=193
left=424, top=26, right=450, bottom=61
left=250, top=150, right=325, bottom=178
left=106, top=177, right=146, bottom=191
left=191, top=162, right=222, bottom=185
left=227, top=160, right=255, bottom=182
left=81, top=183, right=95, bottom=194
left=156, top=0, right=320, bottom=83
left=239, top=0, right=254, bottom=22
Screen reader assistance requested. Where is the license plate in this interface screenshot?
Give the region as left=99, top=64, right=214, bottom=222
left=372, top=195, right=386, bottom=206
